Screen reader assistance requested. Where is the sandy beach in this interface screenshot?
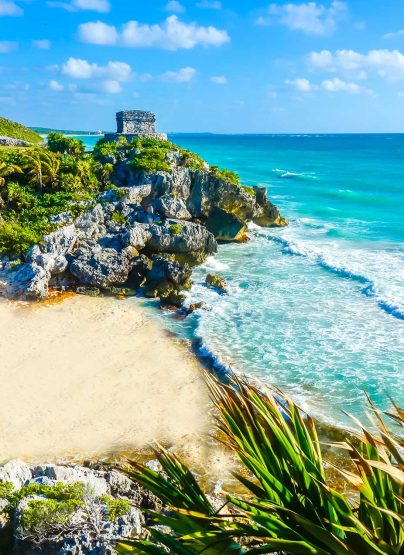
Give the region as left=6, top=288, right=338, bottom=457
left=0, top=294, right=210, bottom=462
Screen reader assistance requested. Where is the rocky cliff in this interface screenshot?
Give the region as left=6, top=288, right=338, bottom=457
left=2, top=139, right=287, bottom=307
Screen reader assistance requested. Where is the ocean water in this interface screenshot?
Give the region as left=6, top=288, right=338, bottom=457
left=82, top=133, right=404, bottom=427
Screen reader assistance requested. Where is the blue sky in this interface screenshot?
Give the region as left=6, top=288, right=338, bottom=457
left=2, top=0, right=404, bottom=132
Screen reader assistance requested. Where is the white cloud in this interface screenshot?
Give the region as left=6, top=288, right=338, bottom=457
left=164, top=1, right=185, bottom=13
left=79, top=15, right=230, bottom=49
left=61, top=58, right=132, bottom=81
left=33, top=39, right=51, bottom=50
left=307, top=48, right=404, bottom=80
left=161, top=66, right=196, bottom=82
left=286, top=76, right=373, bottom=95
left=0, top=40, right=18, bottom=53
left=102, top=79, right=122, bottom=93
left=47, top=0, right=109, bottom=12
left=196, top=0, right=222, bottom=8
left=285, top=77, right=314, bottom=91
left=210, top=75, right=227, bottom=84
left=265, top=1, right=347, bottom=35
left=0, top=1, right=22, bottom=16
left=78, top=20, right=118, bottom=44
left=49, top=79, right=64, bottom=91
left=321, top=77, right=360, bottom=93
left=384, top=29, right=404, bottom=40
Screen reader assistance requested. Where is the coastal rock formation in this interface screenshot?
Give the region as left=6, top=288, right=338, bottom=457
left=4, top=135, right=287, bottom=306
left=0, top=460, right=155, bottom=555
left=0, top=136, right=31, bottom=147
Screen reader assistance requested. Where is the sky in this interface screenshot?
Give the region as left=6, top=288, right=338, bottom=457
left=2, top=0, right=404, bottom=132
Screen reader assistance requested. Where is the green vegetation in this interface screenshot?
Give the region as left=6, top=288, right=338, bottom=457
left=243, top=185, right=256, bottom=196
left=111, top=210, right=127, bottom=225
left=210, top=165, right=240, bottom=185
left=0, top=481, right=131, bottom=544
left=0, top=139, right=101, bottom=256
left=117, top=374, right=404, bottom=555
left=169, top=223, right=182, bottom=235
left=47, top=132, right=85, bottom=157
left=0, top=116, right=42, bottom=144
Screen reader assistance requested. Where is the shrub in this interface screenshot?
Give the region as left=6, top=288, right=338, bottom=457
left=169, top=223, right=182, bottom=235
left=117, top=374, right=404, bottom=555
left=0, top=219, right=52, bottom=256
left=111, top=210, right=126, bottom=225
left=47, top=132, right=85, bottom=157
left=130, top=146, right=172, bottom=174
left=100, top=495, right=131, bottom=521
left=209, top=165, right=240, bottom=185
left=243, top=185, right=256, bottom=196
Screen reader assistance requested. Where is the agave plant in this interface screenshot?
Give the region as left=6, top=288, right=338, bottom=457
left=117, top=374, right=403, bottom=555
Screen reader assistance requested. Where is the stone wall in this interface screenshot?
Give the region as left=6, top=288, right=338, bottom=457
left=105, top=110, right=167, bottom=142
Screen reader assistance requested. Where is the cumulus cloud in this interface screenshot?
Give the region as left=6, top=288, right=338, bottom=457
left=161, top=66, right=196, bottom=82
left=0, top=0, right=22, bottom=16
left=262, top=1, right=347, bottom=35
left=47, top=0, right=110, bottom=12
left=164, top=0, right=185, bottom=13
left=61, top=57, right=132, bottom=81
left=307, top=48, right=404, bottom=80
left=285, top=77, right=314, bottom=91
left=286, top=76, right=373, bottom=94
left=33, top=39, right=51, bottom=50
left=77, top=20, right=118, bottom=44
left=102, top=79, right=122, bottom=93
left=196, top=0, right=222, bottom=8
left=49, top=79, right=64, bottom=91
left=383, top=29, right=404, bottom=40
left=0, top=40, right=18, bottom=53
left=79, top=15, right=230, bottom=49
left=210, top=75, right=227, bottom=84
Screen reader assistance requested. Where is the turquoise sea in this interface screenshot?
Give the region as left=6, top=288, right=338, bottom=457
left=81, top=133, right=404, bottom=427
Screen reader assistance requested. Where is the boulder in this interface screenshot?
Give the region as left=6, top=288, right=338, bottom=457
left=70, top=247, right=137, bottom=289
left=146, top=220, right=217, bottom=257
left=149, top=168, right=193, bottom=200
left=74, top=204, right=106, bottom=241
left=31, top=465, right=109, bottom=496
left=48, top=212, right=74, bottom=226
left=152, top=194, right=191, bottom=220
left=6, top=262, right=50, bottom=300
left=0, top=460, right=31, bottom=489
left=121, top=184, right=152, bottom=204
left=126, top=254, right=152, bottom=288
left=252, top=186, right=288, bottom=227
left=206, top=208, right=248, bottom=242
left=145, top=256, right=192, bottom=297
left=205, top=273, right=228, bottom=293
left=121, top=224, right=152, bottom=250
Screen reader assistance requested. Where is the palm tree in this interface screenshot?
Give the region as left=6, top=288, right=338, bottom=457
left=22, top=150, right=60, bottom=192
left=117, top=374, right=403, bottom=555
left=0, top=160, right=23, bottom=187
left=0, top=160, right=23, bottom=208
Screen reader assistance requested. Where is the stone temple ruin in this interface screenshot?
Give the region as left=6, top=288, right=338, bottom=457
left=104, top=110, right=167, bottom=142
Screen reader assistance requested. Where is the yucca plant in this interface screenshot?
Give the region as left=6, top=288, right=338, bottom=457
left=117, top=374, right=404, bottom=555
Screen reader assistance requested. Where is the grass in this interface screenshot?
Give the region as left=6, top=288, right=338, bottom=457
left=0, top=116, right=42, bottom=144
left=117, top=373, right=404, bottom=555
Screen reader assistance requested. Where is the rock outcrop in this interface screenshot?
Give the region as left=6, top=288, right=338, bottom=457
left=4, top=142, right=286, bottom=307
left=0, top=460, right=156, bottom=555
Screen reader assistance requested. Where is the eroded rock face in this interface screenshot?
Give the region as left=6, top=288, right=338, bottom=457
left=146, top=220, right=217, bottom=257
left=6, top=263, right=50, bottom=300
left=70, top=247, right=137, bottom=289
left=206, top=208, right=248, bottom=243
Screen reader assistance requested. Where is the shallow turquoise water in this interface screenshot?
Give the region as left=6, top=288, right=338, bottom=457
left=82, top=133, right=404, bottom=426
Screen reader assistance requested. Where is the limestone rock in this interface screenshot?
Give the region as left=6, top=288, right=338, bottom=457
left=206, top=208, right=248, bottom=242
left=0, top=460, right=31, bottom=489
left=70, top=248, right=136, bottom=289
left=6, top=262, right=50, bottom=300
left=74, top=204, right=106, bottom=241
left=205, top=273, right=228, bottom=294
left=153, top=194, right=192, bottom=220
left=145, top=256, right=192, bottom=297
left=121, top=224, right=152, bottom=250
left=252, top=186, right=288, bottom=227
left=31, top=465, right=109, bottom=496
left=147, top=220, right=217, bottom=257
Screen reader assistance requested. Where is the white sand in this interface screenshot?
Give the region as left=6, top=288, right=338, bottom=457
left=0, top=295, right=210, bottom=462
